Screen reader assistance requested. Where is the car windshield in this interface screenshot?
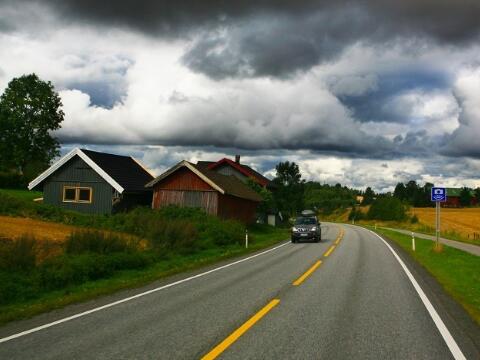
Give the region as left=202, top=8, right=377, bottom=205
left=295, top=217, right=316, bottom=225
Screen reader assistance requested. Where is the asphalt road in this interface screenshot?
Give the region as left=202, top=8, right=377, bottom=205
left=0, top=223, right=477, bottom=359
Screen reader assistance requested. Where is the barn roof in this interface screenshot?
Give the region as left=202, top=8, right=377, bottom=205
left=145, top=161, right=263, bottom=202
left=198, top=158, right=271, bottom=187
left=28, top=148, right=155, bottom=193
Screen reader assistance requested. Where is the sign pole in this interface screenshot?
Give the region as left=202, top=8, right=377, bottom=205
left=431, top=187, right=446, bottom=251
left=435, top=201, right=440, bottom=249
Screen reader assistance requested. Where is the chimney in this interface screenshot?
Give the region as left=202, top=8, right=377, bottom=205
left=235, top=155, right=241, bottom=164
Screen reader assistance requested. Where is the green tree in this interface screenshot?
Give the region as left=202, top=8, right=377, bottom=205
left=245, top=177, right=274, bottom=215
left=272, top=161, right=305, bottom=217
left=367, top=197, right=407, bottom=221
left=393, top=182, right=407, bottom=201
left=475, top=188, right=480, bottom=204
left=0, top=74, right=64, bottom=176
left=361, top=187, right=375, bottom=205
left=459, top=187, right=472, bottom=207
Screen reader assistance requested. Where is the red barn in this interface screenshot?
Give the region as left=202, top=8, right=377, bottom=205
left=443, top=188, right=478, bottom=207
left=145, top=161, right=262, bottom=224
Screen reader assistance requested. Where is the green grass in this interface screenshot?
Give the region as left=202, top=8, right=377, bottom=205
left=373, top=227, right=480, bottom=325
left=0, top=188, right=42, bottom=202
left=0, top=225, right=289, bottom=325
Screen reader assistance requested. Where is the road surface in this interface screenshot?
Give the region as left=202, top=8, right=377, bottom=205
left=0, top=223, right=478, bottom=359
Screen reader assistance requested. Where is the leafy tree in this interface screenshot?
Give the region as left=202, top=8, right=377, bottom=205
left=304, top=181, right=357, bottom=214
left=475, top=188, right=480, bottom=204
left=393, top=182, right=407, bottom=201
left=0, top=74, right=64, bottom=175
left=271, top=161, right=305, bottom=217
left=245, top=177, right=274, bottom=215
left=367, top=196, right=407, bottom=221
left=459, top=187, right=472, bottom=207
left=361, top=187, right=375, bottom=205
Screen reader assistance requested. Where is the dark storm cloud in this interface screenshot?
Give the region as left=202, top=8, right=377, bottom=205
left=340, top=70, right=451, bottom=123
left=13, top=0, right=480, bottom=79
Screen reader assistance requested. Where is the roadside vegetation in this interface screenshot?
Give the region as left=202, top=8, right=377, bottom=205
left=372, top=228, right=480, bottom=325
left=0, top=190, right=289, bottom=325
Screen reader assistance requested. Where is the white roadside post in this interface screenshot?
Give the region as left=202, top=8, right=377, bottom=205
left=245, top=229, right=248, bottom=249
left=431, top=187, right=447, bottom=250
left=411, top=231, right=415, bottom=251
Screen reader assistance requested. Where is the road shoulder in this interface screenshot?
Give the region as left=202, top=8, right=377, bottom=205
left=377, top=231, right=480, bottom=359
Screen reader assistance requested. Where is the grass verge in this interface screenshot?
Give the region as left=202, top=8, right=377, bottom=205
left=0, top=226, right=289, bottom=325
left=372, top=227, right=480, bottom=325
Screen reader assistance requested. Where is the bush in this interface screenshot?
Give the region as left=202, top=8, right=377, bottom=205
left=367, top=197, right=407, bottom=221
left=410, top=214, right=419, bottom=224
left=38, top=252, right=152, bottom=290
left=348, top=206, right=365, bottom=221
left=0, top=235, right=36, bottom=271
left=65, top=230, right=136, bottom=255
left=0, top=271, right=37, bottom=305
left=0, top=172, right=28, bottom=189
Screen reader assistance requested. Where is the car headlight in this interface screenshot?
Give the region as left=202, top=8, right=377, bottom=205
left=292, top=226, right=298, bottom=232
left=311, top=226, right=317, bottom=231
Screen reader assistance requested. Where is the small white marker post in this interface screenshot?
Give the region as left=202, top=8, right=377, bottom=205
left=412, top=232, right=415, bottom=251
left=245, top=229, right=249, bottom=249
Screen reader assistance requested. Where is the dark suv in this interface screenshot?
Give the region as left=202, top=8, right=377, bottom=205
left=291, top=215, right=321, bottom=243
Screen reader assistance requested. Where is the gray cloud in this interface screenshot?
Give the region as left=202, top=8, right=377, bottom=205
left=11, top=0, right=479, bottom=79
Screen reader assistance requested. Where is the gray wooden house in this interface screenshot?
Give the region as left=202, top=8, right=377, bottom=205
left=28, top=148, right=155, bottom=214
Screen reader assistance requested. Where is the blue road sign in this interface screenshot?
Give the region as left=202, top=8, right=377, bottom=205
left=431, top=187, right=447, bottom=202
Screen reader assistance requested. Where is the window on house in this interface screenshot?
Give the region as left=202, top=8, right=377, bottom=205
left=63, top=186, right=92, bottom=203
left=63, top=187, right=76, bottom=202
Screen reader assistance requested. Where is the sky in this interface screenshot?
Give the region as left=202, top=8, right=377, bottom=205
left=1, top=0, right=480, bottom=192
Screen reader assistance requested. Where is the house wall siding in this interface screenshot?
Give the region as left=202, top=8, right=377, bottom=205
left=158, top=167, right=214, bottom=190
left=218, top=194, right=258, bottom=224
left=43, top=156, right=113, bottom=214
left=152, top=190, right=218, bottom=215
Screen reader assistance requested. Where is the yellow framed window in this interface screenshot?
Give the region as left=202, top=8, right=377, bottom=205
left=62, top=186, right=93, bottom=204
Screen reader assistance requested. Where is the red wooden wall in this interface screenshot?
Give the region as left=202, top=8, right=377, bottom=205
left=152, top=167, right=258, bottom=223
left=218, top=194, right=258, bottom=224
left=156, top=167, right=213, bottom=191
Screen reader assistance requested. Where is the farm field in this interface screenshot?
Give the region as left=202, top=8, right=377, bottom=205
left=0, top=215, right=76, bottom=242
left=322, top=206, right=480, bottom=246
left=411, top=207, right=480, bottom=241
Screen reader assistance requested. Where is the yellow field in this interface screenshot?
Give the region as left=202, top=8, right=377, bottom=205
left=0, top=216, right=146, bottom=262
left=411, top=207, right=480, bottom=240
left=0, top=215, right=78, bottom=242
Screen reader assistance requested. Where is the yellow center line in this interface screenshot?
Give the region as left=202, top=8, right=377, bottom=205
left=201, top=299, right=280, bottom=360
left=334, top=229, right=344, bottom=244
left=323, top=245, right=336, bottom=257
left=292, top=260, right=322, bottom=286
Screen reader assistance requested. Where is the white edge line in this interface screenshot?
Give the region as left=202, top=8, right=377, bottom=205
left=0, top=241, right=291, bottom=344
left=365, top=228, right=466, bottom=360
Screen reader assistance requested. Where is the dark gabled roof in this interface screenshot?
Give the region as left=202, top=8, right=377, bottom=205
left=196, top=161, right=215, bottom=170
left=241, top=164, right=271, bottom=185
left=192, top=164, right=263, bottom=202
left=199, top=158, right=271, bottom=187
left=81, top=149, right=154, bottom=193
left=146, top=161, right=262, bottom=202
